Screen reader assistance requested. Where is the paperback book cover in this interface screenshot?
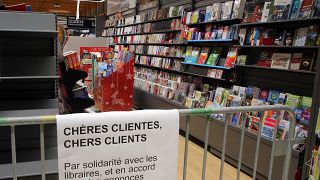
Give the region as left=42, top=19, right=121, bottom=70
left=261, top=1, right=272, bottom=22
left=211, top=3, right=221, bottom=20
left=261, top=117, right=276, bottom=139
left=191, top=10, right=199, bottom=24
left=190, top=47, right=201, bottom=63
left=221, top=1, right=234, bottom=20
left=197, top=48, right=210, bottom=64
left=314, top=0, right=320, bottom=16
left=271, top=53, right=291, bottom=69
left=237, top=55, right=247, bottom=65
left=224, top=47, right=239, bottom=68
left=232, top=0, right=246, bottom=19
left=206, top=53, right=220, bottom=65
left=259, top=90, right=269, bottom=102
left=306, top=25, right=319, bottom=46
left=298, top=0, right=315, bottom=18
left=267, top=90, right=281, bottom=105
left=289, top=0, right=302, bottom=19
left=239, top=28, right=247, bottom=45
left=204, top=25, right=212, bottom=39
left=269, top=0, right=291, bottom=21
left=285, top=93, right=301, bottom=108
left=184, top=46, right=193, bottom=63
left=290, top=53, right=303, bottom=70
left=205, top=5, right=213, bottom=22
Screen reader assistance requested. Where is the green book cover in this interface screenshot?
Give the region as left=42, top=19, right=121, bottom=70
left=285, top=93, right=301, bottom=108
left=206, top=53, right=219, bottom=65
left=300, top=96, right=312, bottom=109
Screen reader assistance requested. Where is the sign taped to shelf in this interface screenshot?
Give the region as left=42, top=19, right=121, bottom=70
left=56, top=110, right=179, bottom=180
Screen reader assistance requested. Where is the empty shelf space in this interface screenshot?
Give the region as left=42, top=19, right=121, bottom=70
left=0, top=159, right=58, bottom=179
left=0, top=29, right=57, bottom=38
left=0, top=99, right=58, bottom=111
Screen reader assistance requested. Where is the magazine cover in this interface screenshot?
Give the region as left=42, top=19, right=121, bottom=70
left=269, top=0, right=291, bottom=21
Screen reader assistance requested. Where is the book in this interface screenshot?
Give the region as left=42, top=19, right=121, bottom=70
left=260, top=28, right=277, bottom=45
left=278, top=93, right=287, bottom=104
left=271, top=53, right=291, bottom=69
left=239, top=87, right=247, bottom=99
left=250, top=27, right=261, bottom=46
left=206, top=53, right=220, bottom=65
left=237, top=55, right=247, bottom=65
left=186, top=12, right=193, bottom=24
left=191, top=10, right=199, bottom=24
left=248, top=116, right=261, bottom=133
left=184, top=46, right=193, bottom=63
left=269, top=0, right=291, bottom=21
left=245, top=86, right=254, bottom=100
left=211, top=3, right=221, bottom=21
left=232, top=85, right=240, bottom=95
left=190, top=47, right=201, bottom=63
left=213, top=87, right=227, bottom=108
left=290, top=53, right=303, bottom=70
left=222, top=26, right=230, bottom=39
left=207, top=69, right=217, bottom=77
left=204, top=25, right=212, bottom=39
left=261, top=1, right=272, bottom=22
left=289, top=0, right=302, bottom=19
left=224, top=47, right=239, bottom=68
left=216, top=26, right=224, bottom=39
left=267, top=90, right=281, bottom=105
left=299, top=0, right=315, bottom=19
left=314, top=0, right=320, bottom=16
left=258, top=50, right=274, bottom=67
left=300, top=50, right=315, bottom=70
left=239, top=28, right=247, bottom=45
left=221, top=1, right=234, bottom=20
left=232, top=0, right=246, bottom=19
left=285, top=93, right=301, bottom=108
left=261, top=117, right=276, bottom=139
left=205, top=5, right=213, bottom=22
left=306, top=25, right=319, bottom=46
left=197, top=48, right=210, bottom=64
left=284, top=30, right=295, bottom=46
left=259, top=90, right=269, bottom=102
left=243, top=0, right=256, bottom=22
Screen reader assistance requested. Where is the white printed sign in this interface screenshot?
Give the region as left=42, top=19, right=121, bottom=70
left=57, top=110, right=179, bottom=180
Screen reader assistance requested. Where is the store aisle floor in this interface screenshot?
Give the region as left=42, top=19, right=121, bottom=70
left=177, top=135, right=251, bottom=180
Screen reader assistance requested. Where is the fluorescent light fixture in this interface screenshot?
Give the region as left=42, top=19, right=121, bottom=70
left=72, top=0, right=105, bottom=2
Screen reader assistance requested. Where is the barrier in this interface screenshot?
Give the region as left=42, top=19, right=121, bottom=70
left=0, top=105, right=304, bottom=180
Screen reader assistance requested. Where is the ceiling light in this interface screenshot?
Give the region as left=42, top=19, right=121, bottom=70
left=53, top=4, right=61, bottom=8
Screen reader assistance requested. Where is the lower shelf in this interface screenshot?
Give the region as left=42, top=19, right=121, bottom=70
left=0, top=159, right=58, bottom=179
left=133, top=87, right=300, bottom=180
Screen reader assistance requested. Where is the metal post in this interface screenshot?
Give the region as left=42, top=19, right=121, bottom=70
left=201, top=116, right=210, bottom=180
left=183, top=115, right=191, bottom=180
left=11, top=126, right=17, bottom=180
left=219, top=113, right=228, bottom=180
left=236, top=113, right=248, bottom=180
left=40, top=124, right=46, bottom=180
left=282, top=110, right=296, bottom=180
left=252, top=111, right=264, bottom=179
left=268, top=115, right=279, bottom=180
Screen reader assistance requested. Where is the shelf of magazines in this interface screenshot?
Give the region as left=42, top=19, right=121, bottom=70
left=134, top=76, right=310, bottom=144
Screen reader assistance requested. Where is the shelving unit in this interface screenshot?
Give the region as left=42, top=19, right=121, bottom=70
left=0, top=11, right=59, bottom=179
left=106, top=29, right=181, bottom=37
left=134, top=53, right=184, bottom=59
left=99, top=0, right=320, bottom=179
left=235, top=64, right=317, bottom=75
left=181, top=62, right=231, bottom=70
left=135, top=63, right=227, bottom=81
left=114, top=16, right=182, bottom=28
left=186, top=18, right=241, bottom=27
